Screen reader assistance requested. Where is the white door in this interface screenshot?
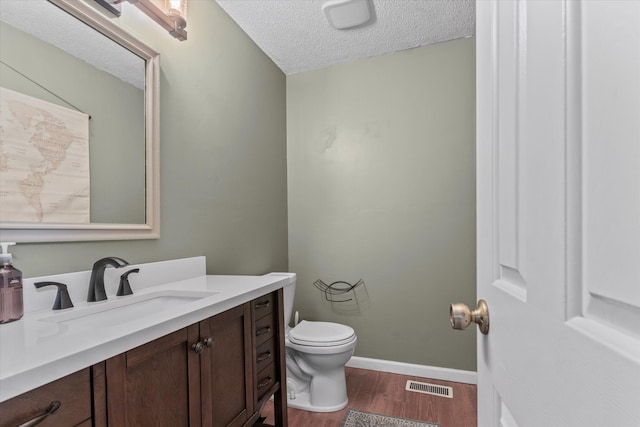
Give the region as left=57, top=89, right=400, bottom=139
left=476, top=1, right=640, bottom=426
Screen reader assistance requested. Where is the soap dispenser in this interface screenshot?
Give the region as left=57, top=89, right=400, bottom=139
left=0, top=242, right=23, bottom=323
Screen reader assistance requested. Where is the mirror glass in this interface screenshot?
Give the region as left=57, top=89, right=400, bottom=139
left=0, top=0, right=159, bottom=241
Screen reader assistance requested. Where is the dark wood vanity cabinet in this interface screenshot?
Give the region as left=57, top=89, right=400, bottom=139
left=0, top=290, right=287, bottom=427
left=95, top=289, right=287, bottom=427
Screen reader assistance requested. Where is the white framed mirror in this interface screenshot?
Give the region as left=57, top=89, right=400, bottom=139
left=0, top=0, right=160, bottom=242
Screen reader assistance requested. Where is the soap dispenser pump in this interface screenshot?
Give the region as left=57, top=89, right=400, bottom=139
left=0, top=242, right=23, bottom=323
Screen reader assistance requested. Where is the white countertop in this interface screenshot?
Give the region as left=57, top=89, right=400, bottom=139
left=0, top=257, right=293, bottom=402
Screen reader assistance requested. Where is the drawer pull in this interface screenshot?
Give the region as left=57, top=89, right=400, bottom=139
left=18, top=400, right=61, bottom=427
left=204, top=337, right=214, bottom=348
left=257, top=377, right=272, bottom=389
left=255, top=301, right=271, bottom=309
left=256, top=326, right=271, bottom=336
left=257, top=351, right=272, bottom=362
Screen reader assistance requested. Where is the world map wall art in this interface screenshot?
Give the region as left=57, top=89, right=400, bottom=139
left=0, top=87, right=90, bottom=224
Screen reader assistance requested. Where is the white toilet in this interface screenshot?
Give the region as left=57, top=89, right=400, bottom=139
left=269, top=273, right=357, bottom=412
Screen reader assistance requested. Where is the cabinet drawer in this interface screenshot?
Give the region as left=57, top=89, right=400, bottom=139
left=252, top=293, right=274, bottom=320
left=255, top=338, right=276, bottom=373
left=254, top=314, right=274, bottom=347
left=0, top=369, right=92, bottom=427
left=255, top=363, right=276, bottom=403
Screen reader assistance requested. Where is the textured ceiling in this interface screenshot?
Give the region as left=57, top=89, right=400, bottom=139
left=1, top=0, right=145, bottom=89
left=215, top=0, right=475, bottom=75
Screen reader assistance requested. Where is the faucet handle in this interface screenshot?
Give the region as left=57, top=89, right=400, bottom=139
left=34, top=282, right=74, bottom=310
left=116, top=268, right=140, bottom=296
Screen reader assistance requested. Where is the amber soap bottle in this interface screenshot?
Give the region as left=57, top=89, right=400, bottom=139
left=0, top=242, right=23, bottom=324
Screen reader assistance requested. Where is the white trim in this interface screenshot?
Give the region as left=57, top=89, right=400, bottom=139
left=346, top=356, right=477, bottom=385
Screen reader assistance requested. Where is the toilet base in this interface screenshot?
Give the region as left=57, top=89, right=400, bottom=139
left=287, top=391, right=348, bottom=413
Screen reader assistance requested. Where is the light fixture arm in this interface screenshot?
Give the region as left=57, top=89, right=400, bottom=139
left=124, top=0, right=187, bottom=41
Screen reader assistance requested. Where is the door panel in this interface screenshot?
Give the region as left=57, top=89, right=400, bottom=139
left=105, top=325, right=201, bottom=427
left=200, top=304, right=253, bottom=427
left=477, top=1, right=640, bottom=425
left=579, top=0, right=640, bottom=335
left=498, top=400, right=518, bottom=427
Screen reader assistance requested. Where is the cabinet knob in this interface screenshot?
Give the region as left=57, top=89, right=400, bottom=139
left=204, top=337, right=213, bottom=348
left=192, top=341, right=205, bottom=354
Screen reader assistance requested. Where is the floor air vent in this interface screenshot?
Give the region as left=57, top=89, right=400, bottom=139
left=405, top=380, right=453, bottom=398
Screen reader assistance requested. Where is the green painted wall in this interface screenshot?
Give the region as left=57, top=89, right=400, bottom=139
left=286, top=38, right=476, bottom=371
left=3, top=1, right=288, bottom=277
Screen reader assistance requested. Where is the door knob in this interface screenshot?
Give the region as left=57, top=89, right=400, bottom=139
left=450, top=299, right=490, bottom=335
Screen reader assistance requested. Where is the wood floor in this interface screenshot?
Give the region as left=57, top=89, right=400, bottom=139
left=260, top=367, right=477, bottom=427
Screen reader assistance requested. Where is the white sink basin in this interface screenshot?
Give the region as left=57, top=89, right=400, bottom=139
left=38, top=290, right=219, bottom=328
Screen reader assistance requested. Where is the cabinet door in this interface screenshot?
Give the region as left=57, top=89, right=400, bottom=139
left=105, top=325, right=201, bottom=426
left=200, top=304, right=253, bottom=427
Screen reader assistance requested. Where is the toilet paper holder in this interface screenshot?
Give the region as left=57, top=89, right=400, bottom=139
left=313, top=279, right=364, bottom=303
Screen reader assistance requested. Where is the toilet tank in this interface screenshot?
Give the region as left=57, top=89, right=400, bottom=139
left=263, top=272, right=296, bottom=326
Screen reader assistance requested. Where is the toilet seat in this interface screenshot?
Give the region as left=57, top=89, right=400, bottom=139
left=289, top=320, right=356, bottom=347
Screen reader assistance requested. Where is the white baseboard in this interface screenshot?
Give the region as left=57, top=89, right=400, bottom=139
left=345, top=356, right=477, bottom=385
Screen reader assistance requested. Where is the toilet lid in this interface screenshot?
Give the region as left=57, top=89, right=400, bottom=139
left=289, top=320, right=356, bottom=347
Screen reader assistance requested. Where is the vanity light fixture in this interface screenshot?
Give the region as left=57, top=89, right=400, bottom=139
left=124, top=0, right=188, bottom=41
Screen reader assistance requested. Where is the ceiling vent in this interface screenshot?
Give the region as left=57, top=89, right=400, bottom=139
left=322, top=0, right=372, bottom=30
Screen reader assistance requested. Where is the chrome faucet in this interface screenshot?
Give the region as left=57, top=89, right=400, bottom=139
left=87, top=257, right=129, bottom=302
